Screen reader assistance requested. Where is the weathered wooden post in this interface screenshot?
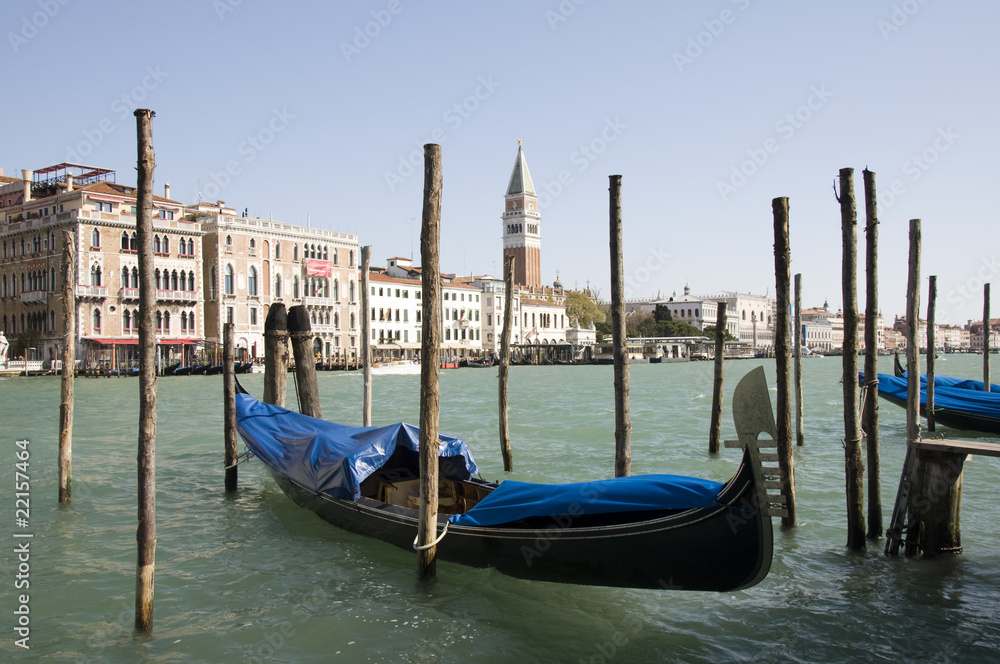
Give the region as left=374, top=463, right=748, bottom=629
left=287, top=305, right=321, bottom=419
left=772, top=196, right=795, bottom=527
left=985, top=283, right=991, bottom=392
left=902, top=219, right=923, bottom=556
left=862, top=168, right=882, bottom=539
left=58, top=230, right=75, bottom=503
left=263, top=303, right=288, bottom=407
left=416, top=144, right=443, bottom=578
left=361, top=245, right=373, bottom=426
left=498, top=254, right=515, bottom=471
left=223, top=322, right=238, bottom=492
left=838, top=169, right=863, bottom=548
left=133, top=108, right=157, bottom=633
left=794, top=273, right=804, bottom=447
left=609, top=175, right=630, bottom=478
left=709, top=301, right=726, bottom=455
left=927, top=276, right=937, bottom=432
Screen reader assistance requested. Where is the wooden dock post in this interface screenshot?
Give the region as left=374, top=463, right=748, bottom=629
left=133, top=108, right=157, bottom=633
left=838, top=169, right=863, bottom=548
left=862, top=168, right=882, bottom=539
left=794, top=273, right=804, bottom=447
left=224, top=322, right=238, bottom=493
left=709, top=301, right=726, bottom=455
left=902, top=219, right=923, bottom=556
left=927, top=276, right=937, bottom=432
left=772, top=196, right=795, bottom=527
left=609, top=175, right=630, bottom=478
left=498, top=254, right=515, bottom=471
left=58, top=230, right=75, bottom=503
left=985, top=283, right=991, bottom=392
left=361, top=245, right=373, bottom=426
left=263, top=303, right=288, bottom=407
left=287, top=305, right=321, bottom=419
left=416, top=144, right=443, bottom=579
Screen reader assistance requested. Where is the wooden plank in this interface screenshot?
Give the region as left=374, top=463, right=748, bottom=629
left=912, top=439, right=1000, bottom=459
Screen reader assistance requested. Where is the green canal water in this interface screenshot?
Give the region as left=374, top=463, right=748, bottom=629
left=2, top=355, right=999, bottom=663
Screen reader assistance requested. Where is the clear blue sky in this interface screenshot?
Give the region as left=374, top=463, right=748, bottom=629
left=4, top=0, right=996, bottom=325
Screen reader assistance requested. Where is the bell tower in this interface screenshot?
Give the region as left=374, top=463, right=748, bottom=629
left=501, top=141, right=541, bottom=288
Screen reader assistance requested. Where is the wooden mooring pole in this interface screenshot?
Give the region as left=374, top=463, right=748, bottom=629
left=708, top=301, right=726, bottom=455
left=288, top=305, right=321, bottom=419
left=361, top=246, right=373, bottom=426
left=224, top=322, right=238, bottom=492
left=498, top=254, right=515, bottom=471
left=609, top=174, right=630, bottom=478
left=794, top=273, right=804, bottom=447
left=58, top=230, right=75, bottom=503
left=838, top=169, right=863, bottom=548
left=772, top=196, right=795, bottom=527
left=927, top=276, right=937, bottom=432
left=902, top=219, right=923, bottom=556
left=862, top=168, right=882, bottom=540
left=985, top=283, right=991, bottom=392
left=417, top=143, right=443, bottom=579
left=263, top=303, right=288, bottom=407
left=133, top=108, right=157, bottom=633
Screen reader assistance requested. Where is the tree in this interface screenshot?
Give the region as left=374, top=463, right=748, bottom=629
left=653, top=304, right=673, bottom=323
left=10, top=329, right=40, bottom=358
left=564, top=290, right=605, bottom=328
left=703, top=325, right=736, bottom=341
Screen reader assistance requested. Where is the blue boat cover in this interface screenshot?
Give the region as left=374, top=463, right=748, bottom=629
left=449, top=474, right=724, bottom=527
left=235, top=392, right=478, bottom=501
left=872, top=372, right=1000, bottom=420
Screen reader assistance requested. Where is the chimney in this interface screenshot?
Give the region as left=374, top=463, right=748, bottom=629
left=164, top=182, right=171, bottom=200
left=21, top=169, right=32, bottom=203
left=66, top=172, right=74, bottom=192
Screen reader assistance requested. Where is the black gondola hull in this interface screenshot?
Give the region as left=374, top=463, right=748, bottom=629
left=263, top=449, right=772, bottom=592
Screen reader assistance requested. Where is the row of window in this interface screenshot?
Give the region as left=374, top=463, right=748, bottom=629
left=1, top=269, right=56, bottom=296
left=226, top=236, right=356, bottom=266
left=2, top=232, right=56, bottom=260
left=112, top=231, right=195, bottom=256
left=217, top=264, right=357, bottom=301
left=91, top=309, right=197, bottom=335
left=2, top=311, right=55, bottom=335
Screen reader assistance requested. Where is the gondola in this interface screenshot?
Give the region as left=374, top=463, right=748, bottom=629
left=172, top=365, right=194, bottom=376
left=234, top=368, right=776, bottom=591
left=866, top=371, right=1000, bottom=435
left=463, top=358, right=496, bottom=368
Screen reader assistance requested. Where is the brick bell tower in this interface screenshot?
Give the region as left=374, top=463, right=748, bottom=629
left=501, top=141, right=541, bottom=288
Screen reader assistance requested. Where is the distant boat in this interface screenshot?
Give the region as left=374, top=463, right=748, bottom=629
left=462, top=358, right=495, bottom=368
left=370, top=360, right=421, bottom=376
left=233, top=368, right=778, bottom=591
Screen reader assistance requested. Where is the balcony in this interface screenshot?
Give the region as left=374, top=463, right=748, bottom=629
left=20, top=290, right=48, bottom=303
left=75, top=285, right=108, bottom=298
left=121, top=287, right=140, bottom=300
left=303, top=295, right=335, bottom=308
left=156, top=289, right=198, bottom=303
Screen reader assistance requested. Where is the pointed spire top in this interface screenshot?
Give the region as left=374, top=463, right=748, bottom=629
left=506, top=141, right=535, bottom=196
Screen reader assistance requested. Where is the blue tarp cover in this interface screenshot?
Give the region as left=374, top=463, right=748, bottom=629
left=449, top=474, right=724, bottom=527
left=873, top=372, right=1000, bottom=420
left=235, top=392, right=478, bottom=501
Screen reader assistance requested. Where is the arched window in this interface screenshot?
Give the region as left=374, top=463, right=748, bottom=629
left=91, top=265, right=102, bottom=286
left=293, top=276, right=299, bottom=299
left=49, top=268, right=54, bottom=291
left=123, top=309, right=131, bottom=332
left=248, top=267, right=258, bottom=296
left=92, top=309, right=101, bottom=331
left=275, top=242, right=281, bottom=259
left=333, top=280, right=339, bottom=301
left=350, top=313, right=356, bottom=329
left=121, top=231, right=129, bottom=250
left=129, top=232, right=137, bottom=251
left=225, top=235, right=232, bottom=248
left=187, top=271, right=195, bottom=291
left=153, top=235, right=161, bottom=253
left=323, top=246, right=328, bottom=260
left=131, top=267, right=139, bottom=288
left=180, top=311, right=188, bottom=332
left=293, top=244, right=299, bottom=261
left=50, top=310, right=55, bottom=332
left=349, top=250, right=355, bottom=267
left=349, top=280, right=355, bottom=302
left=334, top=312, right=340, bottom=329
left=156, top=311, right=163, bottom=332
left=122, top=267, right=129, bottom=287
left=224, top=265, right=234, bottom=294
left=274, top=275, right=282, bottom=298
left=170, top=270, right=178, bottom=291
left=249, top=238, right=256, bottom=254
left=91, top=228, right=100, bottom=248
left=163, top=311, right=170, bottom=333
left=162, top=236, right=169, bottom=254
left=189, top=312, right=195, bottom=332
left=133, top=309, right=139, bottom=330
